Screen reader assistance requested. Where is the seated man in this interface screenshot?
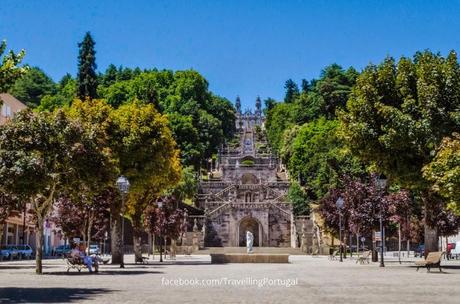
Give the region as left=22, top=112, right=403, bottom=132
left=71, top=243, right=96, bottom=273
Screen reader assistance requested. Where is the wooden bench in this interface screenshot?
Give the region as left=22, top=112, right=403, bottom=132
left=356, top=250, right=371, bottom=264
left=415, top=251, right=444, bottom=272
left=329, top=250, right=338, bottom=260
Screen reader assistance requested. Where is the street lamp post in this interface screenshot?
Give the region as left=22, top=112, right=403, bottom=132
left=336, top=197, right=345, bottom=262
left=116, top=176, right=130, bottom=269
left=377, top=176, right=387, bottom=268
left=158, top=199, right=164, bottom=263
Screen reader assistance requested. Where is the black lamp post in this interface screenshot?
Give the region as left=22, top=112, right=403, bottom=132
left=116, top=175, right=130, bottom=269
left=377, top=176, right=387, bottom=268
left=336, top=197, right=344, bottom=262
left=158, top=199, right=164, bottom=263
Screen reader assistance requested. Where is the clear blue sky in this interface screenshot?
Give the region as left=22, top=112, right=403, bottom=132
left=2, top=0, right=460, bottom=109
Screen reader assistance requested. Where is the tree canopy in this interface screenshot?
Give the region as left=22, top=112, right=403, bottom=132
left=77, top=32, right=98, bottom=99
left=0, top=40, right=27, bottom=93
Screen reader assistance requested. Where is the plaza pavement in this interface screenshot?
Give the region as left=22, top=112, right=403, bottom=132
left=1, top=254, right=460, bottom=304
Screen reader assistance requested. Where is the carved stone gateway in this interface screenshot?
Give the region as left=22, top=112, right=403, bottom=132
left=196, top=97, right=314, bottom=249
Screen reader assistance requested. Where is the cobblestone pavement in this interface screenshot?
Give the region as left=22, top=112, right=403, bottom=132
left=1, top=255, right=459, bottom=304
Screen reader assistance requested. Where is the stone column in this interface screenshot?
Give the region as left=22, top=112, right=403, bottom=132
left=192, top=219, right=199, bottom=252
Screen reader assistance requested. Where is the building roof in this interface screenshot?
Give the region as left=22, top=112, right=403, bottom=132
left=0, top=93, right=28, bottom=125
left=0, top=93, right=27, bottom=110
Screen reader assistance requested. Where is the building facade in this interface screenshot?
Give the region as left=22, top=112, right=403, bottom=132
left=196, top=97, right=314, bottom=249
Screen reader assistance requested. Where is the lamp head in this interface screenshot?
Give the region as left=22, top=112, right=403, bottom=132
left=116, top=175, right=130, bottom=194
left=336, top=197, right=344, bottom=209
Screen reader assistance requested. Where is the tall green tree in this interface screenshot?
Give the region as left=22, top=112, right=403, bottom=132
left=339, top=51, right=460, bottom=254
left=284, top=79, right=299, bottom=103
left=0, top=109, right=111, bottom=273
left=0, top=40, right=27, bottom=92
left=111, top=101, right=181, bottom=261
left=287, top=118, right=365, bottom=200
left=77, top=32, right=98, bottom=100
left=9, top=67, right=56, bottom=107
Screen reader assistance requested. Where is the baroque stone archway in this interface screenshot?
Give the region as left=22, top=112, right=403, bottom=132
left=238, top=217, right=260, bottom=247
left=241, top=173, right=258, bottom=184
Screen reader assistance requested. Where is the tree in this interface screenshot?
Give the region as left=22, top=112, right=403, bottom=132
left=143, top=196, right=186, bottom=259
left=37, top=75, right=77, bottom=112
left=339, top=51, right=460, bottom=254
left=387, top=189, right=413, bottom=252
left=288, top=182, right=310, bottom=216
left=0, top=40, right=27, bottom=92
left=0, top=109, right=110, bottom=273
left=423, top=133, right=460, bottom=214
left=77, top=32, right=98, bottom=99
left=319, top=175, right=390, bottom=253
left=8, top=67, right=56, bottom=107
left=287, top=118, right=365, bottom=200
left=111, top=101, right=181, bottom=262
left=301, top=79, right=310, bottom=94
left=265, top=102, right=295, bottom=151
left=52, top=192, right=112, bottom=246
left=0, top=192, right=18, bottom=246
left=284, top=79, right=299, bottom=103
left=263, top=98, right=277, bottom=115
left=169, top=166, right=198, bottom=203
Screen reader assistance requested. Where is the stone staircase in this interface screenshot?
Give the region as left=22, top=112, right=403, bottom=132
left=195, top=247, right=305, bottom=255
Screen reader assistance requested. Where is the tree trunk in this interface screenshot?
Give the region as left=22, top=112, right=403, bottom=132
left=131, top=209, right=144, bottom=262
left=422, top=193, right=439, bottom=257
left=110, top=209, right=122, bottom=264
left=398, top=224, right=401, bottom=263
left=132, top=228, right=143, bottom=262
left=356, top=233, right=359, bottom=255
left=0, top=224, right=4, bottom=245
left=35, top=217, right=44, bottom=274
left=87, top=215, right=93, bottom=254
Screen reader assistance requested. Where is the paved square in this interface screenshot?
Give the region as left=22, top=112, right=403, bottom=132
left=1, top=255, right=459, bottom=303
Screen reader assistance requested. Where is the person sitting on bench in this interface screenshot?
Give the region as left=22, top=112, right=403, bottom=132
left=71, top=243, right=96, bottom=273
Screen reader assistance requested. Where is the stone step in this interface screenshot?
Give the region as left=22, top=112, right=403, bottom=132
left=196, top=247, right=305, bottom=255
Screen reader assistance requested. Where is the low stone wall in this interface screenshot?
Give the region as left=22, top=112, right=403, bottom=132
left=210, top=253, right=289, bottom=263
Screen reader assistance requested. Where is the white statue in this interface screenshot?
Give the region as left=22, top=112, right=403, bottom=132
left=246, top=230, right=254, bottom=254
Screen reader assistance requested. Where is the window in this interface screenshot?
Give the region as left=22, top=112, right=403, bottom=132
left=1, top=104, right=12, bottom=117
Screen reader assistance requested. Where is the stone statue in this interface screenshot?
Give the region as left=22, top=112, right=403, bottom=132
left=246, top=230, right=254, bottom=254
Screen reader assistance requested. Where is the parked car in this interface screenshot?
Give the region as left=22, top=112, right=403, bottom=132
left=89, top=244, right=100, bottom=255
left=451, top=241, right=460, bottom=259
left=15, top=245, right=33, bottom=259
left=54, top=245, right=71, bottom=256
left=0, top=245, right=20, bottom=260
left=415, top=244, right=425, bottom=257
left=0, top=246, right=10, bottom=259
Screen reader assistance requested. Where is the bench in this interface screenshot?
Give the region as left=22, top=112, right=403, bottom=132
left=329, top=250, right=338, bottom=260
left=415, top=251, right=444, bottom=272
left=356, top=250, right=371, bottom=264
left=65, top=255, right=99, bottom=273
left=135, top=256, right=149, bottom=264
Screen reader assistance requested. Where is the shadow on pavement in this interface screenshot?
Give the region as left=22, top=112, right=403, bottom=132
left=0, top=287, right=114, bottom=303
left=0, top=265, right=38, bottom=270
left=45, top=270, right=163, bottom=276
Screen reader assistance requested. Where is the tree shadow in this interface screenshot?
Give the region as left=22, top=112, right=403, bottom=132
left=0, top=265, right=37, bottom=270
left=45, top=270, right=163, bottom=276
left=0, top=287, right=114, bottom=303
